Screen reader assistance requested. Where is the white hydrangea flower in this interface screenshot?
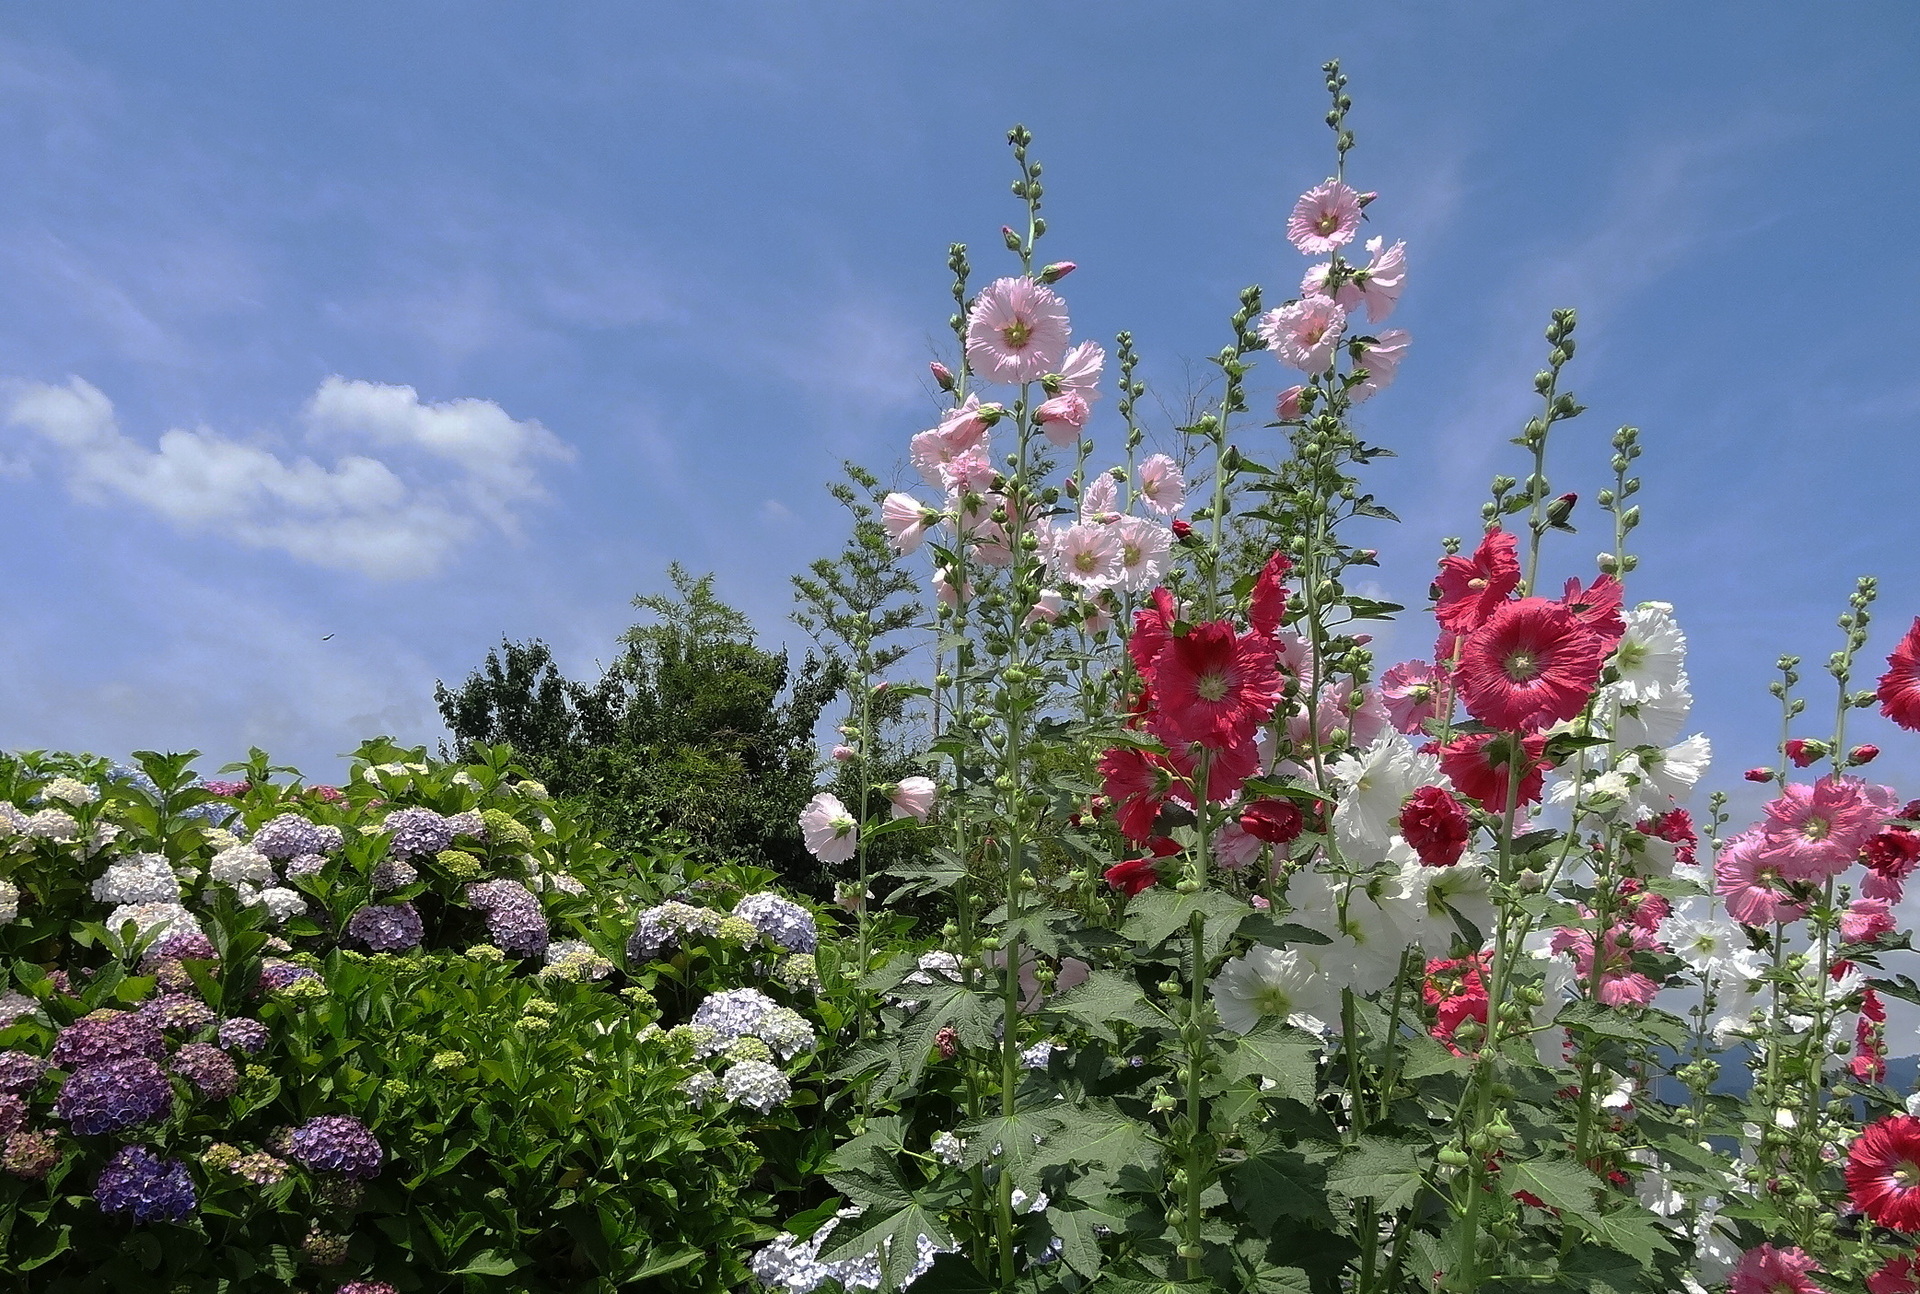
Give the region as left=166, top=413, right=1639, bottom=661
left=105, top=901, right=199, bottom=940
left=41, top=777, right=97, bottom=806
left=252, top=886, right=308, bottom=924
left=210, top=845, right=274, bottom=888
left=90, top=852, right=181, bottom=905
left=930, top=1132, right=966, bottom=1166
left=721, top=1059, right=792, bottom=1113
left=25, top=809, right=78, bottom=841
left=0, top=878, right=17, bottom=926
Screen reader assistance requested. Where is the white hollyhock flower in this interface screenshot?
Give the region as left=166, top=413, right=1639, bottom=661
left=1663, top=905, right=1761, bottom=982
left=1599, top=681, right=1692, bottom=750
left=1210, top=945, right=1340, bottom=1034
left=1288, top=866, right=1417, bottom=995
left=1612, top=602, right=1689, bottom=704
left=1329, top=731, right=1438, bottom=863
left=1619, top=734, right=1711, bottom=814
left=1395, top=846, right=1495, bottom=955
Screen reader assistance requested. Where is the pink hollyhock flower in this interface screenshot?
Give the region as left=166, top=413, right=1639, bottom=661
left=1380, top=659, right=1450, bottom=734
left=1257, top=297, right=1347, bottom=373
left=1559, top=574, right=1626, bottom=650
left=1137, top=453, right=1186, bottom=516
left=1842, top=897, right=1895, bottom=943
left=1024, top=588, right=1065, bottom=628
left=1354, top=236, right=1407, bottom=323
left=1275, top=385, right=1306, bottom=420
left=1756, top=774, right=1895, bottom=881
left=1286, top=179, right=1364, bottom=255
left=1438, top=732, right=1549, bottom=814
left=881, top=492, right=936, bottom=555
left=1250, top=550, right=1292, bottom=639
left=1049, top=522, right=1125, bottom=592
left=1149, top=622, right=1284, bottom=751
left=965, top=276, right=1070, bottom=385
left=931, top=566, right=972, bottom=608
left=1300, top=261, right=1364, bottom=311
left=1400, top=785, right=1472, bottom=867
left=1034, top=390, right=1090, bottom=445
left=1715, top=831, right=1807, bottom=926
left=1114, top=516, right=1173, bottom=594
left=1549, top=922, right=1661, bottom=1007
left=888, top=776, right=938, bottom=822
left=1054, top=340, right=1105, bottom=395
left=1784, top=738, right=1823, bottom=768
left=1424, top=953, right=1488, bottom=1055
left=1852, top=743, right=1881, bottom=766
left=1455, top=597, right=1606, bottom=732
left=1847, top=1115, right=1920, bottom=1232
left=938, top=446, right=995, bottom=496
left=1081, top=593, right=1115, bottom=635
left=1211, top=819, right=1263, bottom=870
left=1878, top=616, right=1920, bottom=731
left=1729, top=1244, right=1825, bottom=1294
left=799, top=792, right=858, bottom=865
left=831, top=745, right=855, bottom=763
left=909, top=395, right=997, bottom=487
left=1079, top=471, right=1120, bottom=522
left=1348, top=329, right=1411, bottom=403
left=1434, top=528, right=1521, bottom=634
left=928, top=360, right=955, bottom=391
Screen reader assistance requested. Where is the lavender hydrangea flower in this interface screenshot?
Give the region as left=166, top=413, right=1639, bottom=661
left=218, top=1018, right=270, bottom=1054
left=0, top=879, right=15, bottom=926
left=142, top=931, right=217, bottom=969
left=283, top=852, right=327, bottom=879
left=0, top=1052, right=47, bottom=1093
left=733, top=893, right=818, bottom=954
left=0, top=1093, right=25, bottom=1139
left=626, top=901, right=723, bottom=961
left=345, top=902, right=424, bottom=953
left=689, top=989, right=778, bottom=1057
left=170, top=1042, right=240, bottom=1100
left=720, top=1059, right=792, bottom=1114
left=384, top=807, right=453, bottom=858
left=370, top=859, right=418, bottom=891
left=1, top=1129, right=56, bottom=1179
left=754, top=1007, right=817, bottom=1061
left=338, top=1282, right=401, bottom=1294
left=0, top=994, right=35, bottom=1028
left=51, top=1011, right=164, bottom=1070
left=139, top=994, right=215, bottom=1034
left=249, top=813, right=326, bottom=860
left=287, top=1115, right=383, bottom=1180
left=54, top=1056, right=174, bottom=1134
left=445, top=809, right=487, bottom=840
left=259, top=959, right=320, bottom=992
left=95, top=1145, right=197, bottom=1223
left=465, top=879, right=548, bottom=957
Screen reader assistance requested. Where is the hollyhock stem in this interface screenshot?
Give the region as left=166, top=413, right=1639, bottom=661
left=1183, top=907, right=1208, bottom=1279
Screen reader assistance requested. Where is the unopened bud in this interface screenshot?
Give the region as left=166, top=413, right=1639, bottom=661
left=1038, top=261, right=1076, bottom=283
left=929, top=361, right=956, bottom=392
left=1850, top=744, right=1881, bottom=766
left=1001, top=225, right=1021, bottom=251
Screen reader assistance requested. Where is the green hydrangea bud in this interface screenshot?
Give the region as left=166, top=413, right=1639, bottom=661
left=776, top=955, right=820, bottom=990
left=717, top=915, right=762, bottom=947
left=430, top=1050, right=467, bottom=1071
left=726, top=1036, right=774, bottom=1064
left=481, top=808, right=534, bottom=854
left=437, top=848, right=483, bottom=880
left=466, top=944, right=506, bottom=963
left=621, top=986, right=658, bottom=1012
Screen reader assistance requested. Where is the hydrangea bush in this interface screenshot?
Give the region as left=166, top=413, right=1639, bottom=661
left=768, top=64, right=1920, bottom=1294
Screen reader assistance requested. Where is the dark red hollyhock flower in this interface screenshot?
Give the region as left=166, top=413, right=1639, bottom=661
left=1400, top=785, right=1472, bottom=867
left=1784, top=738, right=1823, bottom=768
left=1904, top=800, right=1920, bottom=823
left=1846, top=1114, right=1920, bottom=1231
left=1099, top=747, right=1176, bottom=844
left=1456, top=597, right=1606, bottom=732
left=1743, top=767, right=1774, bottom=783
left=1852, top=744, right=1882, bottom=766
left=1439, top=732, right=1551, bottom=814
left=1128, top=588, right=1180, bottom=676
left=1170, top=518, right=1193, bottom=540
left=1878, top=617, right=1920, bottom=731
left=1103, top=857, right=1161, bottom=897
left=1239, top=798, right=1304, bottom=845
left=1864, top=827, right=1920, bottom=879
left=1636, top=807, right=1699, bottom=866
left=1148, top=620, right=1283, bottom=750
left=1868, top=1254, right=1920, bottom=1294
left=1559, top=573, right=1625, bottom=650
left=1433, top=528, right=1521, bottom=634
left=1250, top=549, right=1293, bottom=638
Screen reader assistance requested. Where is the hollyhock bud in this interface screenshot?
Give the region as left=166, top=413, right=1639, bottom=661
left=1171, top=519, right=1193, bottom=540
left=1545, top=493, right=1577, bottom=530
left=1038, top=261, right=1076, bottom=283
left=934, top=1026, right=959, bottom=1059
left=929, top=361, right=955, bottom=391
left=1000, top=225, right=1021, bottom=250
left=1275, top=385, right=1306, bottom=421
left=1785, top=738, right=1827, bottom=768
left=831, top=745, right=855, bottom=763
left=1851, top=744, right=1881, bottom=766
left=1744, top=767, right=1774, bottom=783
left=1356, top=190, right=1379, bottom=207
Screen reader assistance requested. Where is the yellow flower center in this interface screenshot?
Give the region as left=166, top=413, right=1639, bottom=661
left=1503, top=649, right=1541, bottom=683
left=1000, top=317, right=1032, bottom=349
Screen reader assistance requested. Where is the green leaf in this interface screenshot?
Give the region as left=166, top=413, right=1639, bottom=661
left=817, top=1201, right=957, bottom=1290
left=1507, top=1156, right=1602, bottom=1221
left=1036, top=1105, right=1156, bottom=1172
left=1216, top=1022, right=1320, bottom=1103
left=1045, top=969, right=1165, bottom=1043
left=1326, top=1137, right=1424, bottom=1212
left=1123, top=889, right=1251, bottom=960
left=1554, top=1000, right=1647, bottom=1043
left=449, top=1251, right=523, bottom=1276
left=1228, top=1145, right=1337, bottom=1229
left=1236, top=913, right=1332, bottom=947
left=957, top=1108, right=1067, bottom=1188
left=1247, top=1265, right=1312, bottom=1294
left=1398, top=1033, right=1471, bottom=1080
left=1557, top=1243, right=1644, bottom=1294
left=1580, top=1208, right=1672, bottom=1268
left=629, top=1245, right=705, bottom=1281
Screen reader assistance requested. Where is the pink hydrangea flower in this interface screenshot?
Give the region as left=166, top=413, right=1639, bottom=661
left=1286, top=179, right=1364, bottom=255
left=965, top=276, right=1070, bottom=385
left=881, top=492, right=936, bottom=555
left=888, top=776, right=938, bottom=822
left=1355, top=236, right=1407, bottom=323
left=1048, top=522, right=1125, bottom=592
left=1380, top=660, right=1450, bottom=734
left=1349, top=329, right=1411, bottom=404
left=1258, top=298, right=1347, bottom=373
left=1137, top=453, right=1186, bottom=516
left=799, top=792, right=858, bottom=865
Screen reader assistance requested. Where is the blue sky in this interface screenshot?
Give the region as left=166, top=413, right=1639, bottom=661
left=0, top=2, right=1917, bottom=806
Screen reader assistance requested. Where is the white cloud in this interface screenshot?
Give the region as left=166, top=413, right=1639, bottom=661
left=1, top=375, right=572, bottom=578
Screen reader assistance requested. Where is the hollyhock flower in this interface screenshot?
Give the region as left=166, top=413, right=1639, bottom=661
left=1878, top=616, right=1920, bottom=731
left=1275, top=385, right=1306, bottom=420
left=881, top=492, right=937, bottom=555
left=1079, top=470, right=1119, bottom=521
left=1136, top=453, right=1185, bottom=515
left=1164, top=730, right=1261, bottom=806
left=1348, top=329, right=1410, bottom=403
left=1618, top=734, right=1712, bottom=811
left=1715, top=832, right=1808, bottom=926
left=1054, top=339, right=1105, bottom=395
left=1210, top=945, right=1336, bottom=1033
left=1423, top=954, right=1488, bottom=1054
left=799, top=792, right=858, bottom=864
left=1784, top=738, right=1822, bottom=769
left=1868, top=1256, right=1920, bottom=1294
left=1380, top=660, right=1450, bottom=734
left=1354, top=236, right=1407, bottom=322
left=1663, top=907, right=1761, bottom=982
left=831, top=744, right=856, bottom=763
left=1330, top=731, right=1441, bottom=860
left=1104, top=855, right=1163, bottom=897
left=1239, top=798, right=1304, bottom=845
left=910, top=396, right=997, bottom=488
left=1398, top=851, right=1494, bottom=952
left=1100, top=746, right=1177, bottom=843
left=1301, top=260, right=1364, bottom=310
left=1600, top=681, right=1694, bottom=749
left=1744, top=767, right=1774, bottom=783
left=1401, top=785, right=1472, bottom=867
left=940, top=447, right=996, bottom=499
left=1211, top=820, right=1263, bottom=869
left=1438, top=732, right=1550, bottom=814
left=1113, top=516, right=1173, bottom=593
left=1127, top=588, right=1181, bottom=676
left=931, top=565, right=971, bottom=608
left=1034, top=390, right=1090, bottom=444
left=1550, top=922, right=1661, bottom=1007
left=1434, top=529, right=1521, bottom=634
left=1610, top=601, right=1688, bottom=704
left=889, top=776, right=938, bottom=822
left=1457, top=597, right=1605, bottom=732
left=1250, top=549, right=1292, bottom=639
left=1863, top=826, right=1920, bottom=901
left=1286, top=179, right=1364, bottom=254
left=1842, top=897, right=1896, bottom=943
left=1023, top=588, right=1068, bottom=629
left=1757, top=774, right=1894, bottom=881
left=1728, top=1245, right=1825, bottom=1294
left=1852, top=743, right=1882, bottom=765
left=1081, top=592, right=1115, bottom=634
left=1149, top=621, right=1283, bottom=750
left=1048, top=522, right=1125, bottom=592
left=1558, top=574, right=1625, bottom=650
left=965, top=277, right=1070, bottom=385
left=1289, top=870, right=1419, bottom=995
left=1258, top=297, right=1347, bottom=373
left=1847, top=1115, right=1920, bottom=1231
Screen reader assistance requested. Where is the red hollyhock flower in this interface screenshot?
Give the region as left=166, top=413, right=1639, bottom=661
left=1455, top=597, right=1606, bottom=732
left=1868, top=1255, right=1920, bottom=1294
left=1784, top=738, right=1823, bottom=768
left=1637, top=807, right=1699, bottom=866
left=1170, top=518, right=1193, bottom=540
left=1879, top=617, right=1920, bottom=732
left=1098, top=746, right=1176, bottom=843
left=1560, top=573, right=1625, bottom=649
left=1148, top=620, right=1283, bottom=750
left=1163, top=730, right=1261, bottom=805
left=1239, top=798, right=1304, bottom=845
left=1439, top=732, right=1550, bottom=813
left=1102, top=857, right=1160, bottom=897
left=1250, top=549, right=1292, bottom=638
left=1423, top=954, right=1488, bottom=1055
left=1743, top=767, right=1774, bottom=783
left=1847, top=1114, right=1920, bottom=1232
left=1400, top=785, right=1472, bottom=867
left=1433, top=528, right=1520, bottom=633
left=1128, top=588, right=1180, bottom=676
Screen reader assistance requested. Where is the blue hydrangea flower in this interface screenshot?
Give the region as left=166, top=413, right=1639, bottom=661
left=732, top=893, right=818, bottom=954
left=54, top=1056, right=174, bottom=1135
left=95, top=1145, right=197, bottom=1223
left=384, top=807, right=453, bottom=858
left=288, top=1115, right=383, bottom=1180
left=345, top=901, right=424, bottom=952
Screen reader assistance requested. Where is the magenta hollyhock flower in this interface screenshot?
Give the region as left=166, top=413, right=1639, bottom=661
left=964, top=277, right=1070, bottom=385
left=1435, top=528, right=1522, bottom=635
left=1136, top=453, right=1185, bottom=516
left=1729, top=1244, right=1825, bottom=1294
left=1756, top=774, right=1894, bottom=882
left=1147, top=621, right=1284, bottom=751
left=1715, top=831, right=1807, bottom=926
left=1455, top=598, right=1605, bottom=733
left=1349, top=329, right=1411, bottom=403
left=1257, top=297, right=1347, bottom=373
left=1286, top=179, right=1364, bottom=255
left=1878, top=616, right=1920, bottom=731
left=1379, top=660, right=1449, bottom=734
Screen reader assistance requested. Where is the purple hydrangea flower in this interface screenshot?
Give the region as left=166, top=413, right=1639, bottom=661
left=50, top=1011, right=164, bottom=1070
left=284, top=852, right=327, bottom=879
left=140, top=931, right=218, bottom=972
left=345, top=902, right=424, bottom=953
left=258, top=959, right=320, bottom=992
left=369, top=859, right=418, bottom=892
left=2, top=1129, right=57, bottom=1179
left=170, top=1042, right=240, bottom=1100
left=465, top=879, right=548, bottom=958
left=95, top=1145, right=197, bottom=1223
left=338, top=1283, right=401, bottom=1294
left=218, top=1018, right=270, bottom=1054
left=384, top=807, right=452, bottom=858
left=139, top=994, right=215, bottom=1034
left=0, top=1051, right=48, bottom=1093
left=287, top=1115, right=383, bottom=1180
left=445, top=809, right=487, bottom=840
left=250, top=812, right=326, bottom=860
left=0, top=1093, right=25, bottom=1138
left=53, top=1056, right=174, bottom=1135
left=626, top=901, right=722, bottom=961
left=732, top=893, right=819, bottom=954
left=201, top=780, right=249, bottom=798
